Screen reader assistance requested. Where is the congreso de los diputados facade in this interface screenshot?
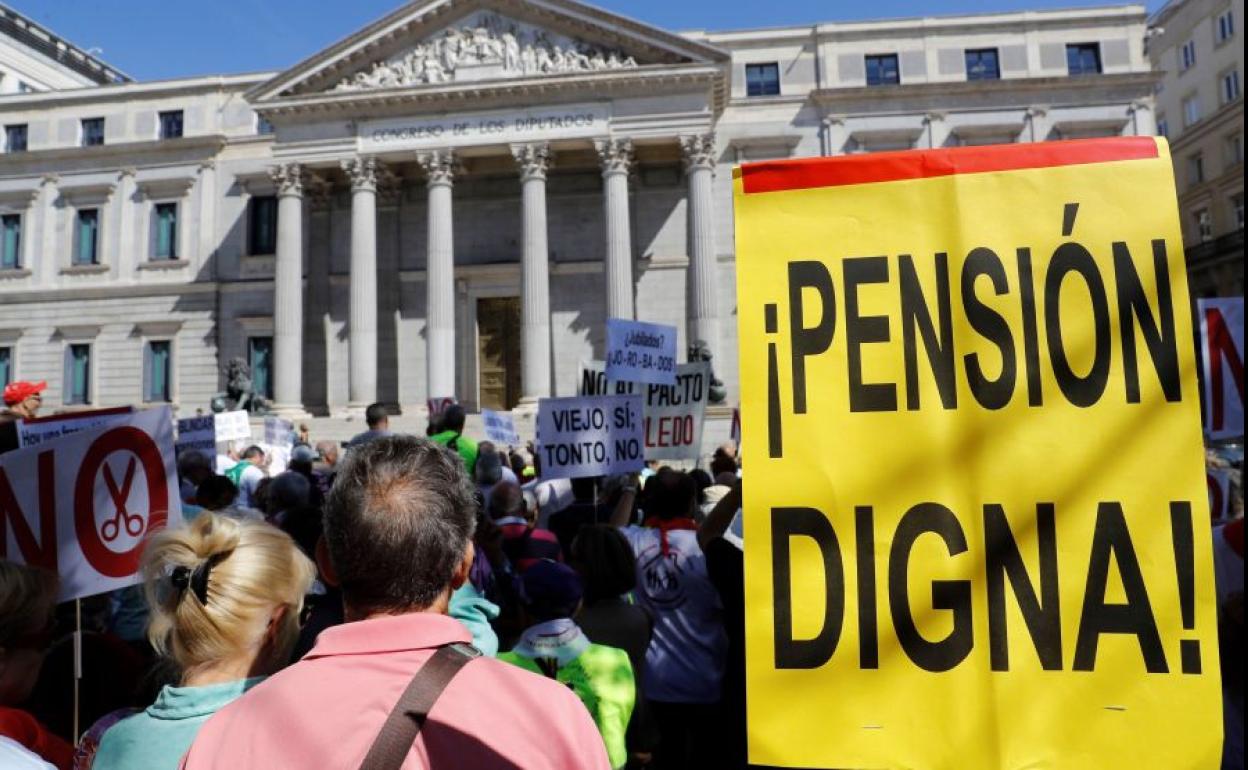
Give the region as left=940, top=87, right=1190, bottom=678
left=0, top=0, right=1159, bottom=423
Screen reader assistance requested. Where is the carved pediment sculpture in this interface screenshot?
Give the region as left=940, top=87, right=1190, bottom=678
left=333, top=11, right=638, bottom=91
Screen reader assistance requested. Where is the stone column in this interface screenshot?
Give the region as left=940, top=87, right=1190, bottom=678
left=419, top=150, right=457, bottom=401
left=513, top=143, right=553, bottom=406
left=681, top=134, right=721, bottom=358
left=342, top=157, right=379, bottom=408
left=36, top=174, right=57, bottom=286
left=270, top=163, right=304, bottom=414
left=595, top=138, right=635, bottom=321
left=112, top=168, right=136, bottom=277
left=196, top=160, right=216, bottom=268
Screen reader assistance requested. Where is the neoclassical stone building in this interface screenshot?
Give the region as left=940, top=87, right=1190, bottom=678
left=0, top=0, right=1158, bottom=418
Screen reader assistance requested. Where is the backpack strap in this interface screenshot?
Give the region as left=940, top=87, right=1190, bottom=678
left=358, top=642, right=481, bottom=770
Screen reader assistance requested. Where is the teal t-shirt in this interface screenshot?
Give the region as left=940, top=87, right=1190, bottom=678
left=92, top=677, right=264, bottom=770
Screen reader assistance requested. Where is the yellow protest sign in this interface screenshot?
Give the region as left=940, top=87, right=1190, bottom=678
left=733, top=137, right=1222, bottom=769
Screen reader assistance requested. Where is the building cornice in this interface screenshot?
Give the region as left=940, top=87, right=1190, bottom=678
left=257, top=63, right=726, bottom=117
left=1167, top=100, right=1245, bottom=153
left=0, top=280, right=218, bottom=305
left=689, top=4, right=1148, bottom=45
left=811, top=72, right=1160, bottom=109
left=0, top=135, right=228, bottom=177
left=0, top=73, right=270, bottom=110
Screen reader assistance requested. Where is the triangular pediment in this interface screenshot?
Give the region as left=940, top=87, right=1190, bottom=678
left=247, top=0, right=727, bottom=103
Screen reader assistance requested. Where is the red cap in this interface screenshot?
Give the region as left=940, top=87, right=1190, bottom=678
left=3, top=380, right=46, bottom=406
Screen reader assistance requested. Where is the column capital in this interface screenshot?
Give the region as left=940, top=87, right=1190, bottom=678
left=595, top=137, right=634, bottom=177
left=512, top=142, right=553, bottom=182
left=821, top=114, right=847, bottom=128
left=417, top=149, right=458, bottom=188
left=40, top=173, right=60, bottom=186
left=269, top=163, right=303, bottom=198
left=1025, top=105, right=1050, bottom=119
left=341, top=156, right=378, bottom=193
left=922, top=111, right=948, bottom=124
left=117, top=167, right=137, bottom=180
left=680, top=133, right=716, bottom=174
left=304, top=172, right=335, bottom=211
left=377, top=165, right=404, bottom=207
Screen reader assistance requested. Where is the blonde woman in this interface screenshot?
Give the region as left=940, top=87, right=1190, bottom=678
left=91, top=512, right=314, bottom=770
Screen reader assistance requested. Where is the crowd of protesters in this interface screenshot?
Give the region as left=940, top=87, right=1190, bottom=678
left=0, top=382, right=1244, bottom=769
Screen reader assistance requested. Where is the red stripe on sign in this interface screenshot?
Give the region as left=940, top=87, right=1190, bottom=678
left=739, top=137, right=1159, bottom=194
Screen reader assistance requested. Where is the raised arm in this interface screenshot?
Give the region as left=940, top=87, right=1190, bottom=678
left=698, top=477, right=742, bottom=551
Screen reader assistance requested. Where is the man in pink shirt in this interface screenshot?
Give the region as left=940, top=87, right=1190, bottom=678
left=182, top=436, right=611, bottom=770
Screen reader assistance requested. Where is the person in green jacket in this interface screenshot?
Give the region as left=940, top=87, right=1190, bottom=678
left=428, top=403, right=479, bottom=475
left=499, top=559, right=635, bottom=770
left=92, top=512, right=315, bottom=770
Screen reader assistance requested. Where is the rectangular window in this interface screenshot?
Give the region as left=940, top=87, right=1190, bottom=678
left=247, top=195, right=278, bottom=255
left=1183, top=94, right=1202, bottom=126
left=158, top=110, right=184, bottom=140
left=1188, top=153, right=1205, bottom=185
left=1217, top=10, right=1235, bottom=43
left=1222, top=70, right=1241, bottom=104
left=1228, top=133, right=1244, bottom=165
left=4, top=124, right=27, bottom=153
left=1, top=214, right=20, bottom=270
left=256, top=115, right=275, bottom=135
left=248, top=336, right=274, bottom=400
left=64, top=343, right=91, bottom=405
left=81, top=117, right=105, bottom=147
left=154, top=202, right=178, bottom=260
left=1194, top=208, right=1213, bottom=242
left=1157, top=116, right=1169, bottom=138
left=965, top=48, right=1000, bottom=81
left=1180, top=39, right=1197, bottom=71
left=0, top=347, right=10, bottom=387
left=144, top=340, right=172, bottom=402
left=1066, top=43, right=1102, bottom=76
left=865, top=54, right=900, bottom=86
left=744, top=63, right=781, bottom=96
left=1231, top=193, right=1245, bottom=230
left=74, top=209, right=100, bottom=265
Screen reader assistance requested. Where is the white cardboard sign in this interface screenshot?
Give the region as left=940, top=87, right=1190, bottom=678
left=579, top=361, right=710, bottom=461
left=17, top=407, right=134, bottom=449
left=175, top=415, right=217, bottom=458
left=213, top=410, right=253, bottom=443
left=482, top=409, right=521, bottom=446
left=536, top=394, right=644, bottom=480
left=0, top=407, right=183, bottom=601
left=605, top=318, right=678, bottom=386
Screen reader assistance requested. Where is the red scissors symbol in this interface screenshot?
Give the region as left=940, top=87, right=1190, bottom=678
left=101, top=456, right=143, bottom=542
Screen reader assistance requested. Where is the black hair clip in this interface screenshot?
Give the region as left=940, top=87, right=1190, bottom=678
left=170, top=565, right=191, bottom=592
left=170, top=556, right=219, bottom=606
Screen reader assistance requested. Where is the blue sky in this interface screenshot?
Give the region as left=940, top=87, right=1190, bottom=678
left=19, top=0, right=1167, bottom=82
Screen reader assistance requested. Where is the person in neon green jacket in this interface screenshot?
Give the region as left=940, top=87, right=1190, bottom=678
left=498, top=560, right=635, bottom=770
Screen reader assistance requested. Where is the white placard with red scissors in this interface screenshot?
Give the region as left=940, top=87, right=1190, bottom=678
left=0, top=407, right=182, bottom=601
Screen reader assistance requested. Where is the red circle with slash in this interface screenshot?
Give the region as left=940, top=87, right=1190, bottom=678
left=74, top=426, right=170, bottom=577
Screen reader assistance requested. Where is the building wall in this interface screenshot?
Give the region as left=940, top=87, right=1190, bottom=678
left=1149, top=0, right=1244, bottom=297
left=0, top=4, right=1165, bottom=415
